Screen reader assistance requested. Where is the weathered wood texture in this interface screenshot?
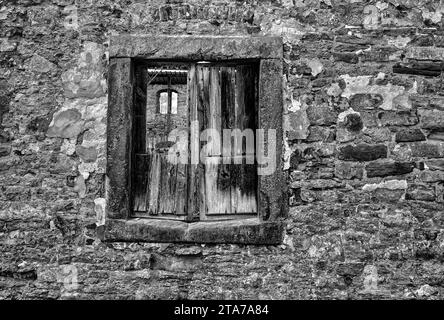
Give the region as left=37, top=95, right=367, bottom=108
left=231, top=65, right=257, bottom=214
left=106, top=58, right=134, bottom=219
left=192, top=64, right=258, bottom=218
left=135, top=63, right=260, bottom=219
left=187, top=64, right=202, bottom=221
left=132, top=65, right=148, bottom=212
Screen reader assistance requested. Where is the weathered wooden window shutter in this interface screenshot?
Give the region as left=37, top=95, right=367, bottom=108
left=133, top=62, right=258, bottom=221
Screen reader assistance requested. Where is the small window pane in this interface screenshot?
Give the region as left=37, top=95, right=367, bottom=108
left=171, top=91, right=178, bottom=114
left=159, top=91, right=168, bottom=114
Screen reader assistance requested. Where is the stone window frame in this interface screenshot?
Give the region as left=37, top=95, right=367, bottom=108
left=103, top=35, right=287, bottom=245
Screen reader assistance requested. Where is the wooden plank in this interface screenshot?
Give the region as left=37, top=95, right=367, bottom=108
left=204, top=156, right=231, bottom=215
left=220, top=66, right=236, bottom=158
left=197, top=66, right=210, bottom=218
left=243, top=65, right=257, bottom=138
left=158, top=153, right=177, bottom=214
left=231, top=65, right=257, bottom=214
left=233, top=65, right=246, bottom=156
left=147, top=152, right=161, bottom=215
left=203, top=67, right=236, bottom=216
left=169, top=130, right=188, bottom=216
left=146, top=135, right=188, bottom=217
left=134, top=66, right=147, bottom=117
left=133, top=65, right=147, bottom=153
left=207, top=66, right=221, bottom=156
left=131, top=65, right=148, bottom=215
left=174, top=162, right=188, bottom=216
left=133, top=154, right=149, bottom=212
left=203, top=67, right=231, bottom=216
left=230, top=158, right=257, bottom=214
left=187, top=65, right=201, bottom=221
left=144, top=136, right=157, bottom=215
left=132, top=116, right=146, bottom=156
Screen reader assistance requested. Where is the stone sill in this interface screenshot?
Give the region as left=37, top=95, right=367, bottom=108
left=101, top=217, right=284, bottom=245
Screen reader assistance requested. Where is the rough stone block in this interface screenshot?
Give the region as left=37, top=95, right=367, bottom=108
left=26, top=54, right=56, bottom=73
left=362, top=180, right=407, bottom=192
left=406, top=46, right=444, bottom=61
left=333, top=52, right=358, bottom=64
left=362, top=127, right=392, bottom=143
left=340, top=74, right=415, bottom=111
left=0, top=143, right=11, bottom=157
left=395, top=129, right=426, bottom=142
left=0, top=37, right=17, bottom=51
left=419, top=79, right=444, bottom=95
left=393, top=62, right=443, bottom=77
left=391, top=143, right=413, bottom=162
left=425, top=159, right=444, bottom=170
left=428, top=130, right=444, bottom=141
left=419, top=171, right=444, bottom=182
left=336, top=126, right=357, bottom=143
left=306, top=126, right=335, bottom=142
left=286, top=111, right=309, bottom=140
left=27, top=116, right=51, bottom=133
left=419, top=109, right=444, bottom=131
left=362, top=180, right=407, bottom=202
left=338, top=144, right=387, bottom=162
left=46, top=109, right=84, bottom=139
left=338, top=111, right=364, bottom=137
left=349, top=93, right=383, bottom=110
left=291, top=179, right=343, bottom=190
left=334, top=161, right=364, bottom=179
left=306, top=104, right=337, bottom=126
left=76, top=145, right=98, bottom=163
left=365, top=161, right=415, bottom=178
left=336, top=262, right=365, bottom=277
left=0, top=94, right=9, bottom=120
left=360, top=111, right=378, bottom=127
left=406, top=184, right=435, bottom=201
left=410, top=143, right=442, bottom=158
left=62, top=70, right=105, bottom=99
left=436, top=183, right=444, bottom=203
left=378, top=110, right=419, bottom=126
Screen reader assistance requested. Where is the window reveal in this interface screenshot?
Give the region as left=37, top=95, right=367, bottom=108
left=132, top=62, right=258, bottom=221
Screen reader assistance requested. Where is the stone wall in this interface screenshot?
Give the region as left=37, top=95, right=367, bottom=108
left=0, top=0, right=443, bottom=299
